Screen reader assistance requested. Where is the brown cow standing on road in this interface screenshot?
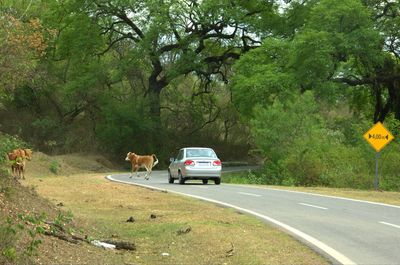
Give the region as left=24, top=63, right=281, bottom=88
left=125, top=152, right=158, bottom=180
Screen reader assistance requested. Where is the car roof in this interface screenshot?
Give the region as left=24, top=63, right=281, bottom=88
left=182, top=147, right=213, bottom=149
left=181, top=147, right=215, bottom=152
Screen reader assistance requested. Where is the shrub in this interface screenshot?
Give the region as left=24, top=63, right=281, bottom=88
left=0, top=133, right=28, bottom=164
left=49, top=160, right=59, bottom=174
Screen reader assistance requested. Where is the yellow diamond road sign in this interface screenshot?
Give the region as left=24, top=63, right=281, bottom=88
left=363, top=122, right=394, bottom=152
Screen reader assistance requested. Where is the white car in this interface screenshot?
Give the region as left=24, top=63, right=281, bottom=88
left=168, top=147, right=222, bottom=185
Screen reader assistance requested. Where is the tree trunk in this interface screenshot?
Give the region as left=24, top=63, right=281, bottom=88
left=389, top=79, right=400, bottom=121
left=148, top=76, right=164, bottom=120
left=147, top=57, right=167, bottom=120
left=146, top=63, right=168, bottom=151
left=373, top=84, right=391, bottom=123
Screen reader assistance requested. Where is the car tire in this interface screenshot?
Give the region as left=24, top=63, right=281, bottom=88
left=214, top=178, right=221, bottom=185
left=178, top=172, right=185, bottom=185
left=202, top=179, right=208, bottom=185
left=168, top=171, right=174, bottom=184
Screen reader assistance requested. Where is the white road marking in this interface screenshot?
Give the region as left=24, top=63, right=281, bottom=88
left=299, top=203, right=328, bottom=210
left=230, top=184, right=400, bottom=209
left=379, top=221, right=400, bottom=229
left=193, top=185, right=208, bottom=189
left=238, top=192, right=262, bottom=197
left=107, top=175, right=356, bottom=265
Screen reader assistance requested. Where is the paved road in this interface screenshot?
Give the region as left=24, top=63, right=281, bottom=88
left=107, top=170, right=400, bottom=265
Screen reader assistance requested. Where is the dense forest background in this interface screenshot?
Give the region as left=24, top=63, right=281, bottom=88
left=1, top=0, right=400, bottom=190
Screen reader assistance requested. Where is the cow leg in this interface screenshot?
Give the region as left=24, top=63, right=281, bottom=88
left=135, top=165, right=140, bottom=177
left=11, top=165, right=15, bottom=178
left=130, top=165, right=139, bottom=178
left=13, top=164, right=19, bottom=179
left=15, top=165, right=20, bottom=179
left=17, top=165, right=21, bottom=179
left=144, top=166, right=152, bottom=180
left=129, top=166, right=133, bottom=178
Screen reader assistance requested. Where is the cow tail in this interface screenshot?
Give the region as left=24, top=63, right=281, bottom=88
left=152, top=154, right=159, bottom=167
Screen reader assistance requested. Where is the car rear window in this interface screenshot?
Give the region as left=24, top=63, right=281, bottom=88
left=186, top=149, right=217, bottom=158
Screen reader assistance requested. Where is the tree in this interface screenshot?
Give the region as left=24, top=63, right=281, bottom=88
left=0, top=12, right=48, bottom=96
left=51, top=0, right=280, bottom=120
left=289, top=0, right=399, bottom=122
left=234, top=0, right=400, bottom=122
left=231, top=38, right=295, bottom=118
left=361, top=0, right=400, bottom=122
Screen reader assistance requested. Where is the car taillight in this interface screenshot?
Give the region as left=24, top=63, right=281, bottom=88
left=184, top=160, right=195, bottom=166
left=213, top=160, right=221, bottom=166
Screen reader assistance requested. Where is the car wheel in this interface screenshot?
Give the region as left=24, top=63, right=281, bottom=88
left=178, top=171, right=185, bottom=185
left=202, top=179, right=208, bottom=185
left=214, top=178, right=221, bottom=185
left=168, top=171, right=174, bottom=184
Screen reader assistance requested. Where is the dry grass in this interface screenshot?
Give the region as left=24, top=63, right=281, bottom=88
left=24, top=173, right=329, bottom=265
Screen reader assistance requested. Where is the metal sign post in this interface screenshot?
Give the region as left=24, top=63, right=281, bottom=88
left=374, top=152, right=380, bottom=190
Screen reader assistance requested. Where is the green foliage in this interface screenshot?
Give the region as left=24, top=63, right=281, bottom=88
left=31, top=118, right=58, bottom=140
left=228, top=88, right=400, bottom=189
left=17, top=213, right=46, bottom=257
left=231, top=38, right=294, bottom=118
left=49, top=160, right=59, bottom=174
left=289, top=30, right=335, bottom=88
left=227, top=0, right=400, bottom=190
left=96, top=94, right=158, bottom=157
left=0, top=217, right=18, bottom=263
left=2, top=246, right=17, bottom=261
left=54, top=210, right=73, bottom=228
left=249, top=91, right=327, bottom=185
left=0, top=132, right=28, bottom=164
left=0, top=170, right=46, bottom=263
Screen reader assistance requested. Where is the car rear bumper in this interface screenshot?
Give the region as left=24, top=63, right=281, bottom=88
left=182, top=167, right=221, bottom=178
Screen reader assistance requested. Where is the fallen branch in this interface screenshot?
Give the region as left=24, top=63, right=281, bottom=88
left=42, top=221, right=135, bottom=251
left=101, top=239, right=136, bottom=251
left=44, top=231, right=79, bottom=244
left=44, top=221, right=65, bottom=232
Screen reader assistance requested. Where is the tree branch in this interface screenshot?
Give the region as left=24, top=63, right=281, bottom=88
left=187, top=107, right=221, bottom=136
left=115, top=11, right=145, bottom=40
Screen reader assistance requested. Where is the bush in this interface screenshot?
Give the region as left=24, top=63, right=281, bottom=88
left=0, top=133, right=28, bottom=164
left=49, top=160, right=59, bottom=175
left=0, top=218, right=18, bottom=264
left=250, top=91, right=327, bottom=185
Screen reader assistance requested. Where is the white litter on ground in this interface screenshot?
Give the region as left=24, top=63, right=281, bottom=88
left=91, top=240, right=116, bottom=249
